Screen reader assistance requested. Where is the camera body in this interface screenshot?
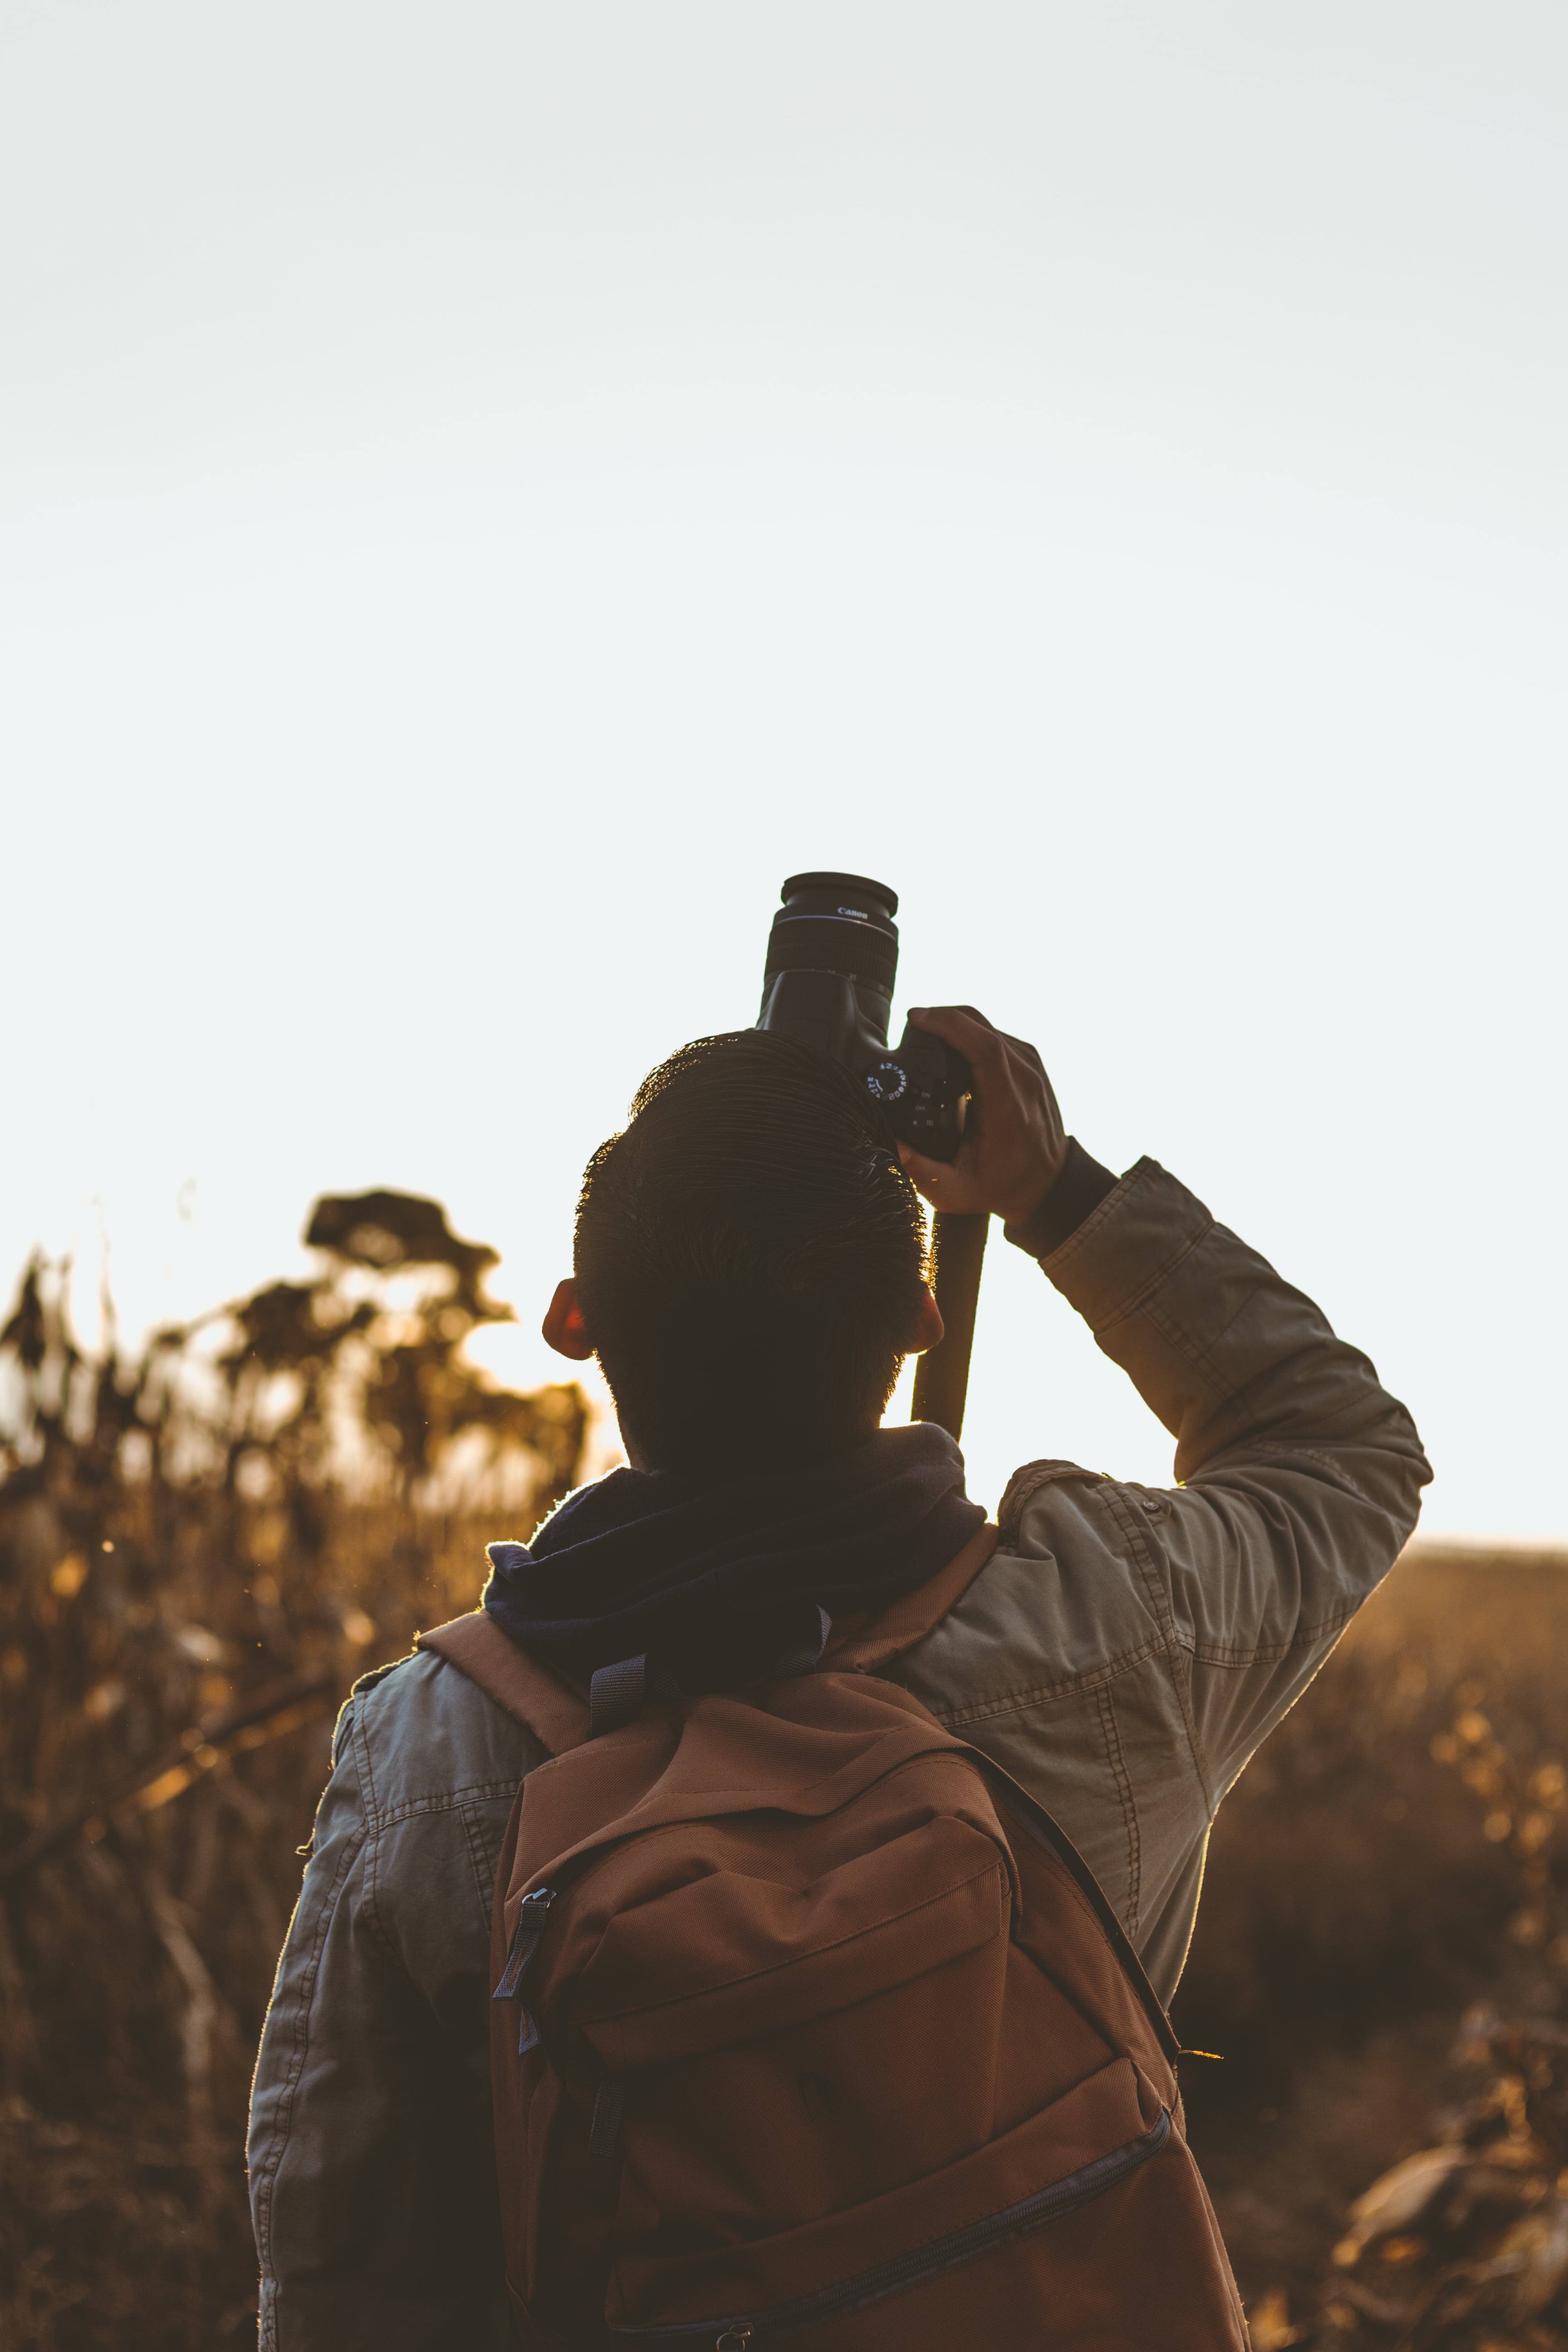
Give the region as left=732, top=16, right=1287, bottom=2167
left=755, top=873, right=972, bottom=1162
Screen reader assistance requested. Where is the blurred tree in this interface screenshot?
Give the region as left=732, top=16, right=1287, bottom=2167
left=0, top=1191, right=587, bottom=2352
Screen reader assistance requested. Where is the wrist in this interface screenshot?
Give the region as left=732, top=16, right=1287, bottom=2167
left=1003, top=1139, right=1120, bottom=1260
left=993, top=1145, right=1070, bottom=1230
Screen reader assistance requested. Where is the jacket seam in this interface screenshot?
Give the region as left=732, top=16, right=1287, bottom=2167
left=1092, top=1221, right=1214, bottom=1336
left=1139, top=1250, right=1278, bottom=1398
left=1134, top=1286, right=1232, bottom=1400
left=330, top=1696, right=357, bottom=1770
left=1095, top=1685, right=1142, bottom=1940
left=1189, top=1440, right=1381, bottom=1508
left=361, top=1812, right=407, bottom=1970
left=1182, top=1601, right=1363, bottom=1668
left=1099, top=1482, right=1215, bottom=1814
left=1072, top=1216, right=1217, bottom=1344
left=1097, top=1482, right=1174, bottom=1634
left=913, top=1633, right=1168, bottom=1726
left=349, top=1694, right=382, bottom=1832
left=460, top=1797, right=511, bottom=1925
left=996, top=1460, right=1106, bottom=1536
left=362, top=1796, right=459, bottom=1974
left=367, top=1779, right=523, bottom=1832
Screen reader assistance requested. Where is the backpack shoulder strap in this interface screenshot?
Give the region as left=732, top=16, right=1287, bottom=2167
left=822, top=1520, right=1000, bottom=1672
left=416, top=1612, right=592, bottom=1755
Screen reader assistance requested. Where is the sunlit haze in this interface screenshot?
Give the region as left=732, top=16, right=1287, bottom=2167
left=3, top=2, right=1564, bottom=1537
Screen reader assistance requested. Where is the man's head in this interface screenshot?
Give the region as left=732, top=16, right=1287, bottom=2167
left=544, top=1032, right=941, bottom=1470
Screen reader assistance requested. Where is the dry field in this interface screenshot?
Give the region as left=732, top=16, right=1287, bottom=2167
left=1176, top=1542, right=1568, bottom=2348
left=3, top=1203, right=1565, bottom=2347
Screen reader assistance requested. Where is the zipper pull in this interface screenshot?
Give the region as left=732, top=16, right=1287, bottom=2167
left=491, top=1885, right=557, bottom=2003
left=715, top=2332, right=752, bottom=2351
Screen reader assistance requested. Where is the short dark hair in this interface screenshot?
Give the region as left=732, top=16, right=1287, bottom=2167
left=574, top=1032, right=930, bottom=1469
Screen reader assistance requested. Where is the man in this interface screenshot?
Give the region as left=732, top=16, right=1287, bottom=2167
left=248, top=1010, right=1430, bottom=2348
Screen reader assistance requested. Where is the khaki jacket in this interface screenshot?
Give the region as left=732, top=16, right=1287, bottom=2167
left=247, top=1159, right=1430, bottom=2349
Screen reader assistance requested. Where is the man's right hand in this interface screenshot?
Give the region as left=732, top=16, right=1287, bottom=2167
left=897, top=1007, right=1070, bottom=1226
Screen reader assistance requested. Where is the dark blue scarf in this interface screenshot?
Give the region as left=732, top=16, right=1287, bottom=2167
left=481, top=1421, right=983, bottom=1692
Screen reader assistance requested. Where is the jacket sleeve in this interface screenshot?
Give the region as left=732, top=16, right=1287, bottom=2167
left=1019, top=1156, right=1432, bottom=1808
left=247, top=1680, right=524, bottom=2352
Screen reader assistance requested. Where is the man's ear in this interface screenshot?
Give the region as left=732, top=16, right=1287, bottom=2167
left=910, top=1285, right=945, bottom=1356
left=542, top=1277, right=595, bottom=1361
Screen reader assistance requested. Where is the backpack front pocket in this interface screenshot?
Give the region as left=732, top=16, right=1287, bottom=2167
left=605, top=2053, right=1167, bottom=2346
left=568, top=1812, right=1011, bottom=2071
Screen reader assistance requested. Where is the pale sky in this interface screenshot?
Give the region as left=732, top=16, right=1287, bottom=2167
left=3, top=2, right=1564, bottom=1538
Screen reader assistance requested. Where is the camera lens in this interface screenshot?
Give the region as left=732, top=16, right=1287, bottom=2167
left=764, top=872, right=900, bottom=1001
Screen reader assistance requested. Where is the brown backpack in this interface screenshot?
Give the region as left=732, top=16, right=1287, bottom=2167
left=422, top=1544, right=1245, bottom=2352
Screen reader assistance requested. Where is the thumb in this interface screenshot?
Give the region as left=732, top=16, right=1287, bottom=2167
left=897, top=1140, right=952, bottom=1198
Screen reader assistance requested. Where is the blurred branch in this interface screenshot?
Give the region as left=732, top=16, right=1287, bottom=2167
left=0, top=1670, right=335, bottom=1887
left=144, top=1874, right=218, bottom=2138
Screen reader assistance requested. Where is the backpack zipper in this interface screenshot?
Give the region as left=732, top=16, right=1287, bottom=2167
left=492, top=1884, right=559, bottom=2053
left=609, top=2107, right=1169, bottom=2347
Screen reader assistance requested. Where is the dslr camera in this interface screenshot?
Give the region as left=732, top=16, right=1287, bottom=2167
left=756, top=873, right=972, bottom=1162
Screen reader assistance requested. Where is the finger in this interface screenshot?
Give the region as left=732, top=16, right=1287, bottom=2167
left=897, top=1142, right=959, bottom=1197
left=911, top=1008, right=1049, bottom=1099
left=907, top=1005, right=1009, bottom=1071
left=995, top=1030, right=1047, bottom=1080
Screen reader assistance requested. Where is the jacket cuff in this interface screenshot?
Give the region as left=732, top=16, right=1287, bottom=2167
left=1037, top=1157, right=1215, bottom=1334
left=1002, top=1137, right=1121, bottom=1262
